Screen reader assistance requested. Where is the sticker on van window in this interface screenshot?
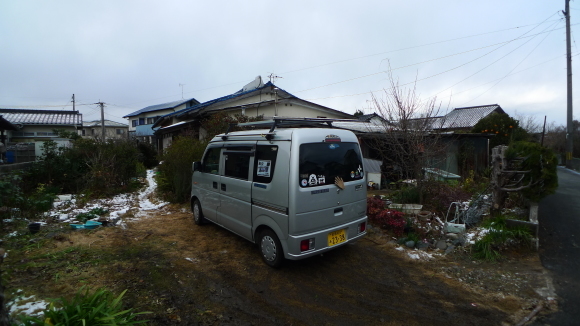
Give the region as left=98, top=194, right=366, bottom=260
left=257, top=160, right=271, bottom=177
left=328, top=143, right=339, bottom=150
left=308, top=174, right=318, bottom=186
left=301, top=179, right=308, bottom=187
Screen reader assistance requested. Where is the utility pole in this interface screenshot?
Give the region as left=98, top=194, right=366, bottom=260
left=565, top=0, right=574, bottom=168
left=96, top=102, right=106, bottom=141
left=72, top=94, right=75, bottom=111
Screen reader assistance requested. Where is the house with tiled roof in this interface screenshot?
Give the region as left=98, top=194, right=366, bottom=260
left=147, top=76, right=354, bottom=150
left=434, top=104, right=506, bottom=131
left=0, top=108, right=83, bottom=163
left=123, top=98, right=200, bottom=143
left=80, top=120, right=129, bottom=139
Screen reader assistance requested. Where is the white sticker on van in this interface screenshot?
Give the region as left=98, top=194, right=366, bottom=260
left=257, top=160, right=271, bottom=177
left=301, top=179, right=308, bottom=187
left=308, top=174, right=318, bottom=186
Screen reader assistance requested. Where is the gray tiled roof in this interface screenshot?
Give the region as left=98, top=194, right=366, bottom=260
left=83, top=120, right=128, bottom=127
left=436, top=104, right=505, bottom=129
left=123, top=98, right=199, bottom=118
left=0, top=108, right=82, bottom=125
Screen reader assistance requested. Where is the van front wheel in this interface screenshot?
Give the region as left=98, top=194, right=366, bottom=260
left=192, top=199, right=205, bottom=225
left=259, top=229, right=283, bottom=268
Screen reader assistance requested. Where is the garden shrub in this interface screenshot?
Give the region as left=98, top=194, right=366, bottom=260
left=367, top=197, right=406, bottom=236
left=504, top=141, right=558, bottom=202
left=157, top=137, right=207, bottom=203
left=423, top=180, right=472, bottom=217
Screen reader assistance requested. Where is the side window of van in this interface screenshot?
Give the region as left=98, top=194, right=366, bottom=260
left=223, top=146, right=253, bottom=180
left=253, top=145, right=278, bottom=183
left=201, top=147, right=221, bottom=174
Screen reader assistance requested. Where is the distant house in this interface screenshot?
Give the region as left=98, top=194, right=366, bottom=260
left=123, top=98, right=200, bottom=143
left=434, top=104, right=506, bottom=131
left=0, top=108, right=82, bottom=162
left=80, top=120, right=129, bottom=140
left=149, top=76, right=354, bottom=150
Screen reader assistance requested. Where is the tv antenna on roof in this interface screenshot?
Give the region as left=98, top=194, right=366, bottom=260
left=268, top=73, right=282, bottom=83
left=179, top=83, right=185, bottom=99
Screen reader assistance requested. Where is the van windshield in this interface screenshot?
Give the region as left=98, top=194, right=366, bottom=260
left=298, top=142, right=364, bottom=188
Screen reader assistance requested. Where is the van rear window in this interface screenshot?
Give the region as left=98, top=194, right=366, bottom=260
left=298, top=142, right=364, bottom=188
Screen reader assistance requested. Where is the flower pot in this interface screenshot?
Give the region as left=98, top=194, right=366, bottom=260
left=28, top=222, right=41, bottom=234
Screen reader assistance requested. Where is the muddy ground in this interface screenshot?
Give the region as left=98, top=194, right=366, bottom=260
left=4, top=204, right=555, bottom=325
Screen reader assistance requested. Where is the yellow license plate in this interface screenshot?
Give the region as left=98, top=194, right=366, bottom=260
left=328, top=229, right=347, bottom=247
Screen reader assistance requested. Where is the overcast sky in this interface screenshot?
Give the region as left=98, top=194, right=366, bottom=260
left=0, top=1, right=577, bottom=127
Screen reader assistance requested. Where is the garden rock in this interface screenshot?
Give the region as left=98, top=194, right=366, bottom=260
left=445, top=245, right=456, bottom=255
left=416, top=242, right=429, bottom=251
left=436, top=240, right=448, bottom=250
left=405, top=240, right=415, bottom=248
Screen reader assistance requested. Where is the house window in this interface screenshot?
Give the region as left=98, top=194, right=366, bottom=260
left=82, top=130, right=86, bottom=136
left=116, top=129, right=124, bottom=134
left=37, top=132, right=48, bottom=136
left=91, top=129, right=95, bottom=136
left=132, top=120, right=137, bottom=127
left=139, top=118, right=145, bottom=125
left=146, top=117, right=154, bottom=124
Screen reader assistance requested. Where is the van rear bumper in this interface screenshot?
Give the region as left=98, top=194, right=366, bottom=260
left=285, top=216, right=367, bottom=260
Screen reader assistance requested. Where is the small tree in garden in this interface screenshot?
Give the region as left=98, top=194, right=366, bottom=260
left=365, top=71, right=448, bottom=203
left=471, top=113, right=529, bottom=148
left=490, top=141, right=558, bottom=212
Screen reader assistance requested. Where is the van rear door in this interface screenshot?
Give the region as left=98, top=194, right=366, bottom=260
left=292, top=139, right=366, bottom=235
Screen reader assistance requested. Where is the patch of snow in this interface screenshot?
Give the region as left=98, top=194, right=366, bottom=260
left=47, top=168, right=169, bottom=226
left=8, top=292, right=48, bottom=317
left=407, top=249, right=435, bottom=261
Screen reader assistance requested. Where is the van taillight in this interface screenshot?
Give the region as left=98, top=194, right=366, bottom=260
left=359, top=222, right=366, bottom=233
left=300, top=238, right=315, bottom=252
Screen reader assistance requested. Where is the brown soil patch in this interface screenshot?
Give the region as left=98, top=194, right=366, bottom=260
left=3, top=203, right=555, bottom=325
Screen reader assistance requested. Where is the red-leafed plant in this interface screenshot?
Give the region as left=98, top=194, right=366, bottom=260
left=367, top=197, right=406, bottom=236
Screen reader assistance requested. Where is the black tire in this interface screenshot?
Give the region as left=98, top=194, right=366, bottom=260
left=258, top=229, right=284, bottom=268
left=192, top=199, right=205, bottom=225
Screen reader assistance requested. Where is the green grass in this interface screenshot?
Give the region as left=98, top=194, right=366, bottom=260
left=473, top=216, right=533, bottom=262
left=15, top=287, right=151, bottom=326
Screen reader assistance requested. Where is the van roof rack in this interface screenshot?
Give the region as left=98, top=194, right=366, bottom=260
left=235, top=117, right=358, bottom=133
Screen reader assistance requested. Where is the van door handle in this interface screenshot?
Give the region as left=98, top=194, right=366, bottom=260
left=334, top=207, right=343, bottom=215
left=213, top=182, right=218, bottom=189
left=221, top=183, right=226, bottom=191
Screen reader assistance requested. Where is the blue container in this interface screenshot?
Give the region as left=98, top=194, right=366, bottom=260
left=5, top=151, right=14, bottom=163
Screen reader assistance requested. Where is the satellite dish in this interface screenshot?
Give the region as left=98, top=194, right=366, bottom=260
left=241, top=76, right=264, bottom=92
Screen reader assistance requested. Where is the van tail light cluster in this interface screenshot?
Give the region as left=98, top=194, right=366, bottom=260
left=300, top=238, right=315, bottom=252
left=358, top=222, right=366, bottom=234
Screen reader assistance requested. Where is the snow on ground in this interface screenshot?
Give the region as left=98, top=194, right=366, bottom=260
left=8, top=291, right=48, bottom=318
left=8, top=169, right=169, bottom=319
left=48, top=169, right=168, bottom=226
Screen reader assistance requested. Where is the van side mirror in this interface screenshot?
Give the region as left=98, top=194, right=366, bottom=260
left=192, top=161, right=201, bottom=172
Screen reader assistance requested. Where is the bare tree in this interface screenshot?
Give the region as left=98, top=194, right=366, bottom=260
left=365, top=73, right=448, bottom=203
left=513, top=111, right=542, bottom=134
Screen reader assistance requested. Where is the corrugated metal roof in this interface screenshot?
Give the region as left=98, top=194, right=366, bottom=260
left=83, top=120, right=128, bottom=127
left=363, top=158, right=382, bottom=173
left=0, top=108, right=82, bottom=125
left=122, top=98, right=199, bottom=118
left=436, top=104, right=504, bottom=129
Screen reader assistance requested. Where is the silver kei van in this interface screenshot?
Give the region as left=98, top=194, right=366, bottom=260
left=191, top=118, right=367, bottom=267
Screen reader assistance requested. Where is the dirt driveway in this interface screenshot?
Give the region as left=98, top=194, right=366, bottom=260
left=6, top=201, right=555, bottom=326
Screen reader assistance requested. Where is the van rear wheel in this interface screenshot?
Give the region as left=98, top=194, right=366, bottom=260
left=192, top=199, right=205, bottom=225
left=259, top=229, right=283, bottom=268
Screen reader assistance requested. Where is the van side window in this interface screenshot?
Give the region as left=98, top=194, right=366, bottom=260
left=201, top=147, right=221, bottom=174
left=223, top=146, right=253, bottom=180
left=253, top=145, right=278, bottom=183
